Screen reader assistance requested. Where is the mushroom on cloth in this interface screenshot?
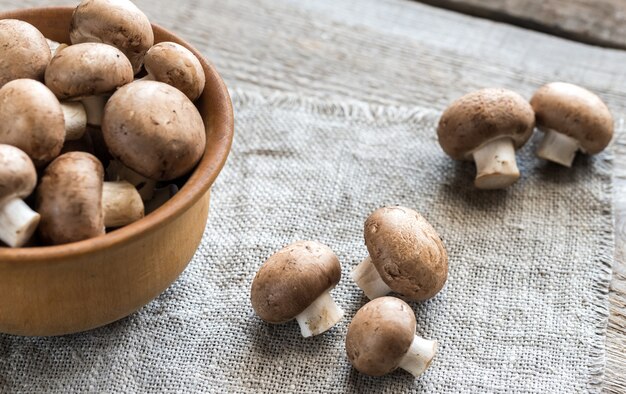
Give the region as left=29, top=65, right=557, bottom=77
left=531, top=82, right=613, bottom=167
left=437, top=88, right=535, bottom=189
left=346, top=297, right=437, bottom=377
left=250, top=241, right=344, bottom=337
left=0, top=144, right=40, bottom=248
left=351, top=206, right=448, bottom=301
left=0, top=19, right=50, bottom=88
left=37, top=152, right=144, bottom=245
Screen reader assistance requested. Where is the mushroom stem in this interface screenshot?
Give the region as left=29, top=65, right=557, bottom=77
left=81, top=95, right=107, bottom=126
left=472, top=137, right=520, bottom=190
left=536, top=128, right=580, bottom=167
left=60, top=101, right=87, bottom=140
left=145, top=184, right=179, bottom=214
left=107, top=161, right=157, bottom=201
left=0, top=198, right=40, bottom=247
left=397, top=335, right=438, bottom=377
left=295, top=290, right=344, bottom=337
left=351, top=257, right=392, bottom=299
left=102, top=181, right=145, bottom=228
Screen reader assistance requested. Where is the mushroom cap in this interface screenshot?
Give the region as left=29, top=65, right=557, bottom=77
left=345, top=296, right=416, bottom=376
left=0, top=79, right=65, bottom=165
left=45, top=42, right=134, bottom=100
left=0, top=144, right=37, bottom=204
left=102, top=80, right=206, bottom=181
left=70, top=0, right=154, bottom=74
left=530, top=82, right=613, bottom=154
left=365, top=206, right=448, bottom=301
left=144, top=42, right=206, bottom=101
left=437, top=88, right=535, bottom=160
left=37, top=152, right=105, bottom=245
left=250, top=241, right=342, bottom=324
left=0, top=19, right=51, bottom=88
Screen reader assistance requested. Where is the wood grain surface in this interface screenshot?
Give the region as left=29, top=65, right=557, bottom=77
left=0, top=0, right=624, bottom=391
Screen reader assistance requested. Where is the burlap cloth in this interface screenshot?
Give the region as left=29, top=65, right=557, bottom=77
left=0, top=89, right=613, bottom=393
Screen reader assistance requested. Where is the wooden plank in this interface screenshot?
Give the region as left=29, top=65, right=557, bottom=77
left=416, top=0, right=626, bottom=49
left=1, top=0, right=625, bottom=390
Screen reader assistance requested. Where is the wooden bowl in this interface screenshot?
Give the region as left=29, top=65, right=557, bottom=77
left=0, top=7, right=234, bottom=336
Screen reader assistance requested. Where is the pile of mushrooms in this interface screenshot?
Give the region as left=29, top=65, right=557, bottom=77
left=437, top=84, right=614, bottom=189
left=250, top=206, right=445, bottom=379
left=0, top=0, right=207, bottom=247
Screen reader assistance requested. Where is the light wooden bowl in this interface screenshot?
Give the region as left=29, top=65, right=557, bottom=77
left=0, top=7, right=234, bottom=336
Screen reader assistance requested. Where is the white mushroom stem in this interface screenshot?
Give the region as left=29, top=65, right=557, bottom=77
left=102, top=181, right=145, bottom=228
left=295, top=290, right=344, bottom=337
left=472, top=137, right=520, bottom=190
left=46, top=39, right=68, bottom=57
left=536, top=128, right=580, bottom=167
left=81, top=95, right=108, bottom=126
left=351, top=257, right=392, bottom=300
left=60, top=101, right=87, bottom=140
left=107, top=161, right=157, bottom=201
left=0, top=198, right=40, bottom=248
left=398, top=336, right=438, bottom=377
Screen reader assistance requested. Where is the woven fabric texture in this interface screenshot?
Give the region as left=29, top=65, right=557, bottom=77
left=0, top=90, right=614, bottom=393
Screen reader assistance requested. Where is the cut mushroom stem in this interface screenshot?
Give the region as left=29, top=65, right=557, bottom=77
left=61, top=101, right=87, bottom=140
left=0, top=198, right=40, bottom=248
left=81, top=95, right=108, bottom=126
left=351, top=257, right=392, bottom=299
left=397, top=336, right=438, bottom=377
left=536, top=128, right=580, bottom=167
left=102, top=181, right=145, bottom=228
left=295, top=290, right=344, bottom=338
left=472, top=137, right=520, bottom=190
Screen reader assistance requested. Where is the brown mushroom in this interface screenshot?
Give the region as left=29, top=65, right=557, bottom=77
left=250, top=241, right=344, bottom=337
left=0, top=79, right=87, bottom=165
left=37, top=152, right=144, bottom=245
left=531, top=82, right=614, bottom=167
left=0, top=19, right=50, bottom=88
left=345, top=297, right=437, bottom=377
left=70, top=0, right=154, bottom=74
left=351, top=206, right=448, bottom=301
left=45, top=42, right=134, bottom=126
left=0, top=144, right=40, bottom=247
left=102, top=80, right=206, bottom=181
left=437, top=88, right=535, bottom=189
left=141, top=42, right=205, bottom=101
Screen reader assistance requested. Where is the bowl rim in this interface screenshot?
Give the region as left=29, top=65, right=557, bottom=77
left=0, top=6, right=234, bottom=262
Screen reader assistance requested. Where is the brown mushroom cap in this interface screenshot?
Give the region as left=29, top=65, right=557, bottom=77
left=0, top=144, right=37, bottom=204
left=365, top=206, right=448, bottom=301
left=70, top=0, right=154, bottom=74
left=0, top=79, right=65, bottom=165
left=530, top=82, right=613, bottom=154
left=250, top=241, right=342, bottom=324
left=437, top=88, right=535, bottom=160
left=102, top=80, right=206, bottom=181
left=144, top=42, right=206, bottom=101
left=37, top=152, right=105, bottom=245
left=45, top=43, right=134, bottom=100
left=346, top=297, right=416, bottom=376
left=0, top=19, right=51, bottom=88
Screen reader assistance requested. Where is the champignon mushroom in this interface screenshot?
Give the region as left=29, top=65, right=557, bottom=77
left=102, top=80, right=206, bottom=181
left=37, top=152, right=144, bottom=245
left=0, top=19, right=51, bottom=88
left=345, top=296, right=437, bottom=377
left=0, top=144, right=40, bottom=248
left=70, top=0, right=154, bottom=74
left=437, top=88, right=535, bottom=189
left=250, top=241, right=344, bottom=337
left=141, top=42, right=205, bottom=101
left=530, top=82, right=613, bottom=167
left=351, top=206, right=448, bottom=301
left=0, top=79, right=87, bottom=165
left=45, top=42, right=133, bottom=126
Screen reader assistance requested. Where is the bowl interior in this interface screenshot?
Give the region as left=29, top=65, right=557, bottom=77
left=0, top=7, right=234, bottom=261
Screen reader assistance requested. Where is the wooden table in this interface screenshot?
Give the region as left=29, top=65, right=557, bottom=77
left=1, top=0, right=624, bottom=391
